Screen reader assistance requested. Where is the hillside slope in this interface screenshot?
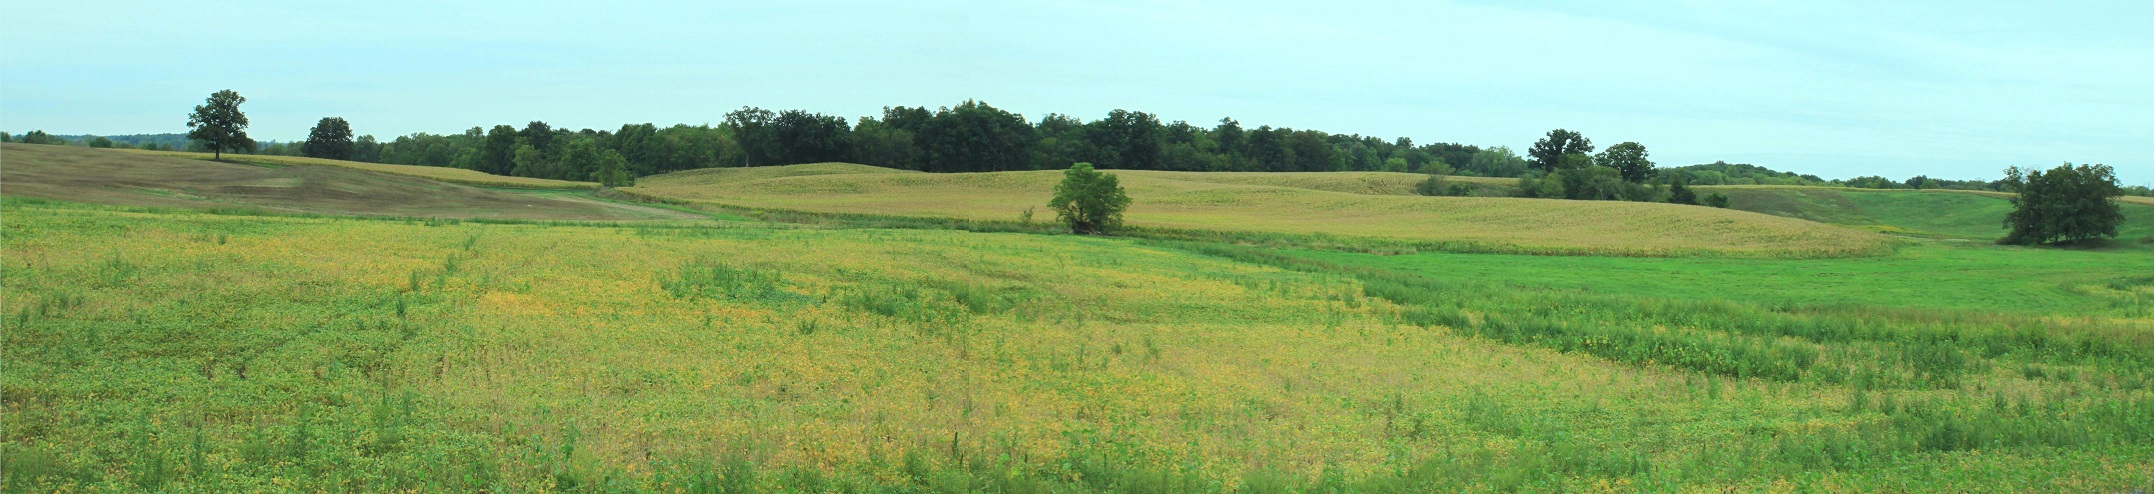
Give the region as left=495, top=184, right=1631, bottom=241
left=628, top=163, right=1895, bottom=257
left=119, top=149, right=598, bottom=190
left=0, top=144, right=692, bottom=220
left=1711, top=186, right=2154, bottom=241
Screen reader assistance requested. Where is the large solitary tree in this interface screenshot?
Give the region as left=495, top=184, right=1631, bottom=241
left=302, top=117, right=355, bottom=160
left=186, top=89, right=254, bottom=159
left=2000, top=163, right=2124, bottom=245
left=1049, top=162, right=1131, bottom=234
left=1527, top=129, right=1593, bottom=172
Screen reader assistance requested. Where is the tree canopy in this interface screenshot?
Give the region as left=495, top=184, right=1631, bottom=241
left=1527, top=129, right=1593, bottom=172
left=1596, top=142, right=1654, bottom=183
left=302, top=117, right=355, bottom=160
left=2000, top=163, right=2124, bottom=245
left=185, top=90, right=254, bottom=159
left=1049, top=162, right=1131, bottom=235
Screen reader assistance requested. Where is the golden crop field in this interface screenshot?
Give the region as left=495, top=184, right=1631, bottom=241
left=7, top=197, right=2150, bottom=492
left=120, top=149, right=599, bottom=190
left=625, top=164, right=1895, bottom=258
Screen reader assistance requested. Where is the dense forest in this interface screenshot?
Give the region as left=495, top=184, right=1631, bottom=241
left=8, top=101, right=2148, bottom=197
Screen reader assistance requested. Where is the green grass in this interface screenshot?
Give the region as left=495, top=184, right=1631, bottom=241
left=119, top=148, right=599, bottom=190
left=629, top=163, right=1896, bottom=258
left=6, top=199, right=2152, bottom=492
left=7, top=156, right=2154, bottom=492
left=1289, top=242, right=2154, bottom=316
left=0, top=143, right=699, bottom=221
left=1711, top=186, right=2154, bottom=241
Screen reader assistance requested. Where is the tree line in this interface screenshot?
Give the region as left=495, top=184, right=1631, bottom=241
left=11, top=92, right=2152, bottom=198
left=300, top=101, right=1514, bottom=182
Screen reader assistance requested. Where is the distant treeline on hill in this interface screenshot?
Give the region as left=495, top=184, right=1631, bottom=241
left=8, top=104, right=2147, bottom=197
left=339, top=102, right=1511, bottom=180
left=2, top=132, right=193, bottom=151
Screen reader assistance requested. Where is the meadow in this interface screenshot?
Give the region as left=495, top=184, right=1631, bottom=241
left=6, top=200, right=2153, bottom=492
left=1709, top=186, right=2154, bottom=240
left=625, top=164, right=1893, bottom=258
left=1, top=144, right=684, bottom=221
left=1291, top=242, right=2154, bottom=316
left=120, top=149, right=599, bottom=190
left=4, top=148, right=2152, bottom=492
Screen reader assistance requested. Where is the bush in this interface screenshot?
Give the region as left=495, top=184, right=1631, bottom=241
left=1415, top=174, right=1446, bottom=196
left=1515, top=172, right=1564, bottom=199
left=1415, top=174, right=1471, bottom=197
left=1668, top=180, right=1698, bottom=205
left=1702, top=192, right=1730, bottom=208
left=1049, top=162, right=1131, bottom=235
left=1557, top=166, right=1655, bottom=201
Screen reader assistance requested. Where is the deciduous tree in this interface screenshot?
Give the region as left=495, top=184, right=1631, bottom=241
left=1596, top=141, right=1654, bottom=183
left=1668, top=179, right=1698, bottom=205
left=1049, top=162, right=1131, bottom=234
left=1527, top=129, right=1593, bottom=172
left=480, top=125, right=519, bottom=175
left=2000, top=163, right=2124, bottom=245
left=186, top=89, right=254, bottom=159
left=302, top=117, right=356, bottom=160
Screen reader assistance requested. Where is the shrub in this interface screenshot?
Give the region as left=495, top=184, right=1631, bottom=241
left=1702, top=192, right=1730, bottom=208
left=1515, top=172, right=1564, bottom=199
left=1668, top=180, right=1698, bottom=205
left=1415, top=174, right=1446, bottom=196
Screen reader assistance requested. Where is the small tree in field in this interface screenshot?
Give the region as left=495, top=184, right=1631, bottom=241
left=2000, top=163, right=2123, bottom=245
left=186, top=89, right=254, bottom=159
left=303, top=117, right=355, bottom=160
left=1667, top=179, right=1698, bottom=205
left=592, top=150, right=635, bottom=187
left=1050, top=162, right=1131, bottom=235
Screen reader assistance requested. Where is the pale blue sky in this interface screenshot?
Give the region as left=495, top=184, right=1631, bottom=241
left=5, top=0, right=2148, bottom=184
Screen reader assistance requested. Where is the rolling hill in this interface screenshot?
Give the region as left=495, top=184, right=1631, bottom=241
left=0, top=144, right=690, bottom=220
left=1710, top=186, right=2154, bottom=241
left=626, top=163, right=1895, bottom=257
left=118, top=149, right=599, bottom=190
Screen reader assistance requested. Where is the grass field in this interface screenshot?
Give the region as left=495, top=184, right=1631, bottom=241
left=627, top=163, right=1894, bottom=258
left=0, top=144, right=691, bottom=221
left=6, top=198, right=2152, bottom=492
left=1710, top=186, right=2154, bottom=241
left=1291, top=242, right=2154, bottom=316
left=6, top=153, right=2151, bottom=492
left=117, top=148, right=599, bottom=190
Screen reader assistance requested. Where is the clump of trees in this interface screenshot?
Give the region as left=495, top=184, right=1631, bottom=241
left=1999, top=163, right=2124, bottom=246
left=1513, top=129, right=1670, bottom=203
left=1049, top=162, right=1131, bottom=235
left=185, top=89, right=254, bottom=159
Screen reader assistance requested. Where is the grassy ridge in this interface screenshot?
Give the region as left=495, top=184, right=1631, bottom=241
left=628, top=163, right=1896, bottom=258
left=0, top=144, right=690, bottom=221
left=119, top=149, right=599, bottom=190
left=5, top=200, right=2150, bottom=491
left=1711, top=186, right=2154, bottom=241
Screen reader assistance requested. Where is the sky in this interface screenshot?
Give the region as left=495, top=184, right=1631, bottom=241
left=4, top=0, right=2149, bottom=184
